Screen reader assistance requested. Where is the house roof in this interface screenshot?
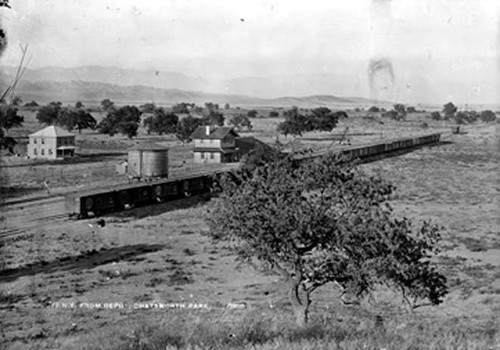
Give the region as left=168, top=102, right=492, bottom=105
left=190, top=126, right=239, bottom=140
left=235, top=136, right=273, bottom=155
left=29, top=126, right=75, bottom=138
left=130, top=143, right=169, bottom=151
left=193, top=147, right=237, bottom=154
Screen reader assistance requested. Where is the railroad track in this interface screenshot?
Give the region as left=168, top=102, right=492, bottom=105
left=0, top=213, right=70, bottom=240
left=1, top=135, right=442, bottom=242
left=0, top=198, right=69, bottom=241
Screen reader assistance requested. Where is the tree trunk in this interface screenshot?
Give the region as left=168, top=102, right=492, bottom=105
left=289, top=281, right=310, bottom=327
left=293, top=302, right=308, bottom=327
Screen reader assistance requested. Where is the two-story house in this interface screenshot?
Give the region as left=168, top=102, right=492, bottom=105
left=190, top=126, right=240, bottom=163
left=27, top=126, right=76, bottom=160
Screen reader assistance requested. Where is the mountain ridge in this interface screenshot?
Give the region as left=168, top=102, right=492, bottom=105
left=0, top=65, right=389, bottom=107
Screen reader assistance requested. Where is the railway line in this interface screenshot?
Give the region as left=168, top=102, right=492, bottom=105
left=1, top=133, right=442, bottom=241
left=0, top=200, right=69, bottom=241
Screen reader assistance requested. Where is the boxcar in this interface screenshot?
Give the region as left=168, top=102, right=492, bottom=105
left=66, top=189, right=118, bottom=218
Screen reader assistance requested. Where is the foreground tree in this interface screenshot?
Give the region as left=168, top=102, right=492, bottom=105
left=205, top=153, right=447, bottom=326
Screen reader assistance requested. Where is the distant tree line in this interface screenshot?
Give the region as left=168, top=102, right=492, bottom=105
left=429, top=102, right=496, bottom=124
left=36, top=101, right=97, bottom=134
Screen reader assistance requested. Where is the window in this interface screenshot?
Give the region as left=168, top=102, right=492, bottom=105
left=49, top=149, right=53, bottom=155
left=34, top=149, right=37, bottom=155
left=41, top=149, right=45, bottom=155
left=210, top=153, right=214, bottom=160
left=41, top=138, right=45, bottom=144
left=33, top=138, right=37, bottom=144
left=200, top=152, right=204, bottom=159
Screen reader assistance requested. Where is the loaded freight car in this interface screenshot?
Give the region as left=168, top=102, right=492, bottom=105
left=66, top=188, right=116, bottom=219
left=65, top=173, right=214, bottom=219
left=65, top=135, right=440, bottom=219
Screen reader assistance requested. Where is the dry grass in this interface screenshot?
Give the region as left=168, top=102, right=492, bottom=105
left=1, top=118, right=498, bottom=349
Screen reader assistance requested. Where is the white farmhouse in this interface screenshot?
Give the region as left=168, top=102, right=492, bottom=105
left=27, top=126, right=76, bottom=160
left=190, top=126, right=239, bottom=163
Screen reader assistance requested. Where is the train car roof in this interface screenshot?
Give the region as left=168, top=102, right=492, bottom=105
left=65, top=163, right=241, bottom=199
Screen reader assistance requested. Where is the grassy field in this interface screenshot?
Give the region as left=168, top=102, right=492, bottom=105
left=0, top=113, right=499, bottom=349
left=1, top=108, right=450, bottom=202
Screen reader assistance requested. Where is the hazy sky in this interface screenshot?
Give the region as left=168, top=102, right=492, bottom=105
left=0, top=0, right=498, bottom=104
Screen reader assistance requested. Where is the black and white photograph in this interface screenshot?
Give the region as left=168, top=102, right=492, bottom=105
left=0, top=1, right=498, bottom=349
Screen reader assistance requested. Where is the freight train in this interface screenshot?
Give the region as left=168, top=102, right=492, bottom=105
left=65, top=133, right=441, bottom=219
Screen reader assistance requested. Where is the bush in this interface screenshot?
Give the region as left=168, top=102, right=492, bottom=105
left=430, top=111, right=441, bottom=120
left=480, top=110, right=496, bottom=123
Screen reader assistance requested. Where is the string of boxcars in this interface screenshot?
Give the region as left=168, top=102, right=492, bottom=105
left=65, top=133, right=441, bottom=219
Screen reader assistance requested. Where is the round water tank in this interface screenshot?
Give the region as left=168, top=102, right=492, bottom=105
left=128, top=143, right=169, bottom=178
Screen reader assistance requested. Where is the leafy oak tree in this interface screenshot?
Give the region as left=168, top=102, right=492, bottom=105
left=100, top=98, right=115, bottom=112
left=175, top=115, right=202, bottom=144
left=205, top=153, right=447, bottom=326
left=143, top=108, right=179, bottom=135
left=58, top=109, right=97, bottom=134
left=310, top=107, right=339, bottom=132
left=0, top=104, right=23, bottom=153
left=479, top=110, right=496, bottom=123
left=36, top=101, right=63, bottom=125
left=201, top=110, right=224, bottom=127
left=98, top=105, right=142, bottom=138
left=277, top=107, right=311, bottom=137
left=229, top=113, right=252, bottom=132
left=442, top=102, right=457, bottom=120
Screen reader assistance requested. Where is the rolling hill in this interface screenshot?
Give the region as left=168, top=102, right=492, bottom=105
left=0, top=65, right=387, bottom=107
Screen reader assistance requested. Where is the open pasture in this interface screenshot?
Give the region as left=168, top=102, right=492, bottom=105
left=0, top=118, right=498, bottom=349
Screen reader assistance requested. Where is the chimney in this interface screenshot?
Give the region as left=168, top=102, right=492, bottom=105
left=205, top=125, right=210, bottom=135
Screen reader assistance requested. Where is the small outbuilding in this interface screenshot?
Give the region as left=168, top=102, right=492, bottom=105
left=127, top=143, right=169, bottom=180
left=115, top=160, right=128, bottom=175
left=27, top=126, right=76, bottom=160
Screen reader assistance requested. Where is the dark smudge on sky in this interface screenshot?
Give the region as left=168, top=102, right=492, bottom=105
left=0, top=25, right=6, bottom=58
left=0, top=15, right=6, bottom=58
left=368, top=58, right=395, bottom=94
left=369, top=0, right=395, bottom=100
